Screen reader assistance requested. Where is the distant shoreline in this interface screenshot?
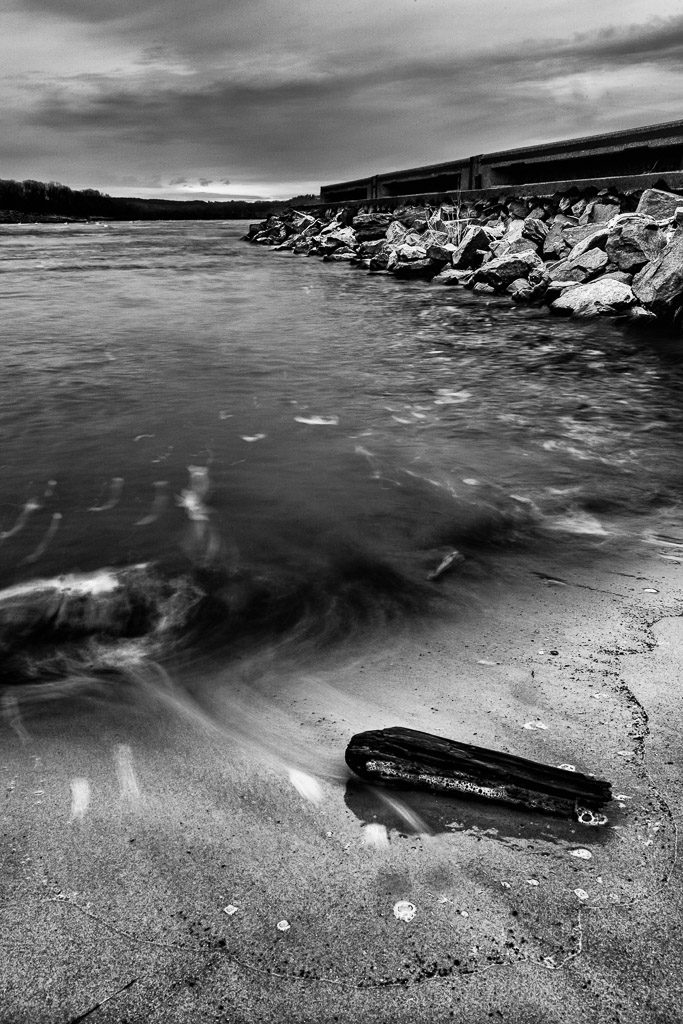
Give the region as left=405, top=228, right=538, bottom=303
left=0, top=177, right=317, bottom=222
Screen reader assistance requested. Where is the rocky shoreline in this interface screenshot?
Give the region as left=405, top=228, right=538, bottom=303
left=245, top=186, right=683, bottom=329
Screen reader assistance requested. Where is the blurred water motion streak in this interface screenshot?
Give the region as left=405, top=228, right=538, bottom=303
left=0, top=219, right=681, bottom=750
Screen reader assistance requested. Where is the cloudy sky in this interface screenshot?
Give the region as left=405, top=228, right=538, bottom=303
left=2, top=0, right=683, bottom=200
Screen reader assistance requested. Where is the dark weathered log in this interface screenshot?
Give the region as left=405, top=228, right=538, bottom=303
left=346, top=726, right=612, bottom=821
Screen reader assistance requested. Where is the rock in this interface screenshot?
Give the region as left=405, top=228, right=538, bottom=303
left=522, top=217, right=548, bottom=245
left=318, top=217, right=343, bottom=236
left=471, top=249, right=544, bottom=291
left=544, top=280, right=581, bottom=303
left=548, top=247, right=608, bottom=283
left=547, top=262, right=588, bottom=283
left=491, top=219, right=529, bottom=257
left=386, top=221, right=409, bottom=245
left=428, top=208, right=459, bottom=232
left=543, top=221, right=573, bottom=260
left=576, top=247, right=608, bottom=272
left=562, top=223, right=608, bottom=249
left=426, top=240, right=456, bottom=263
left=565, top=226, right=610, bottom=261
left=635, top=188, right=683, bottom=221
left=589, top=202, right=621, bottom=224
left=601, top=270, right=633, bottom=284
left=368, top=243, right=394, bottom=271
left=352, top=213, right=395, bottom=241
left=394, top=207, right=428, bottom=231
left=392, top=258, right=437, bottom=280
left=293, top=238, right=315, bottom=255
left=605, top=217, right=667, bottom=271
left=507, top=199, right=529, bottom=218
left=451, top=225, right=492, bottom=269
left=508, top=278, right=536, bottom=302
left=357, top=239, right=387, bottom=257
left=325, top=226, right=357, bottom=248
left=632, top=229, right=683, bottom=321
left=571, top=199, right=587, bottom=218
left=395, top=242, right=428, bottom=262
left=676, top=207, right=683, bottom=228
left=422, top=229, right=449, bottom=246
left=628, top=306, right=658, bottom=323
left=290, top=212, right=316, bottom=233
left=550, top=278, right=636, bottom=317
left=472, top=282, right=496, bottom=295
left=440, top=219, right=471, bottom=243
left=483, top=220, right=506, bottom=239
left=301, top=219, right=325, bottom=238
left=432, top=267, right=472, bottom=286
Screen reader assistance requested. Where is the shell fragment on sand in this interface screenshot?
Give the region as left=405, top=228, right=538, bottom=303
left=393, top=900, right=417, bottom=922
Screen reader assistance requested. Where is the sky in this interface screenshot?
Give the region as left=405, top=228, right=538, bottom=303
left=2, top=0, right=683, bottom=201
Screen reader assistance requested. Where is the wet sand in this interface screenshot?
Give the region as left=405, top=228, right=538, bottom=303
left=2, top=545, right=683, bottom=1023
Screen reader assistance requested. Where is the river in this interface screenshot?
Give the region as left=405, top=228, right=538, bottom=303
left=1, top=218, right=682, bottom=720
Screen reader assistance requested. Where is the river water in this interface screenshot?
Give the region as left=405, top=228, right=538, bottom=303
left=1, top=219, right=682, bottom=717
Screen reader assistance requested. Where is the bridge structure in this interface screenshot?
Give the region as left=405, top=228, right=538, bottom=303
left=318, top=119, right=683, bottom=207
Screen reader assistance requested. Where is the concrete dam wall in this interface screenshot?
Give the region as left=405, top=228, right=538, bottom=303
left=320, top=118, right=683, bottom=206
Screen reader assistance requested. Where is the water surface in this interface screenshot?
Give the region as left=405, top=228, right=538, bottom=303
left=1, top=219, right=682, bottom=697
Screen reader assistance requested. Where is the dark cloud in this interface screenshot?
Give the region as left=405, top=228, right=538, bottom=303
left=6, top=9, right=683, bottom=191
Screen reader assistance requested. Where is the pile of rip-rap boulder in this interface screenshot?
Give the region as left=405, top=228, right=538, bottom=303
left=245, top=187, right=683, bottom=328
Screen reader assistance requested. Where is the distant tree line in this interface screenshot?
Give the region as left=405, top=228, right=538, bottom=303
left=0, top=179, right=319, bottom=222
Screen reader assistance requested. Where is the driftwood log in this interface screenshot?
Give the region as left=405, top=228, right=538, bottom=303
left=346, top=726, right=612, bottom=821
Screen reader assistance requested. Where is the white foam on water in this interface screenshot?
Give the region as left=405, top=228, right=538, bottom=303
left=294, top=415, right=339, bottom=426
left=0, top=567, right=147, bottom=603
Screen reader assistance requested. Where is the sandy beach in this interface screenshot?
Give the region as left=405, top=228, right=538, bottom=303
left=3, top=538, right=682, bottom=1024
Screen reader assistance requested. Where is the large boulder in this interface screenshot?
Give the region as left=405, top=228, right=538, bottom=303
left=352, top=213, right=395, bottom=241
left=522, top=216, right=548, bottom=245
left=584, top=200, right=621, bottom=224
left=289, top=212, right=317, bottom=233
left=632, top=229, right=683, bottom=322
left=322, top=226, right=357, bottom=248
left=386, top=221, right=409, bottom=245
left=470, top=249, right=544, bottom=291
left=605, top=217, right=667, bottom=271
left=367, top=242, right=395, bottom=271
left=547, top=246, right=608, bottom=283
left=550, top=278, right=636, bottom=317
left=542, top=216, right=575, bottom=259
left=451, top=225, right=492, bottom=268
left=394, top=242, right=428, bottom=262
left=393, top=207, right=428, bottom=231
left=636, top=188, right=683, bottom=221
left=392, top=258, right=438, bottom=280
left=426, top=240, right=456, bottom=263
left=565, top=225, right=610, bottom=261
left=301, top=218, right=325, bottom=237
left=491, top=219, right=535, bottom=257
left=432, top=267, right=473, bottom=286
